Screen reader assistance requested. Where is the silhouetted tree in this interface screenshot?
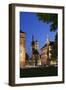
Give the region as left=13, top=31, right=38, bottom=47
left=51, top=33, right=58, bottom=61
left=36, top=13, right=58, bottom=32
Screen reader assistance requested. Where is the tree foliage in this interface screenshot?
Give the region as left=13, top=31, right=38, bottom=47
left=37, top=13, right=58, bottom=32
left=51, top=33, right=58, bottom=61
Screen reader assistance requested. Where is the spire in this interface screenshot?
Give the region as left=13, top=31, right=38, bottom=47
left=46, top=35, right=50, bottom=44
left=32, top=35, right=34, bottom=41
left=32, top=35, right=35, bottom=46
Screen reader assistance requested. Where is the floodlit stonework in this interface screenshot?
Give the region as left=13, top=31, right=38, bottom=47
left=20, top=31, right=26, bottom=67
left=41, top=37, right=55, bottom=65
left=20, top=33, right=57, bottom=67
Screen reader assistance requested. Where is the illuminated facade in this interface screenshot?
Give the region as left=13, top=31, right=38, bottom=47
left=41, top=37, right=54, bottom=65
left=19, top=32, right=57, bottom=67
left=20, top=31, right=26, bottom=67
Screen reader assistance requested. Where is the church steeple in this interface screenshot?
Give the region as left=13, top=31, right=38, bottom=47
left=32, top=35, right=34, bottom=41
left=46, top=35, right=50, bottom=45
left=32, top=35, right=35, bottom=46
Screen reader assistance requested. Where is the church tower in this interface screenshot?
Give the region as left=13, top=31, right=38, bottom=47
left=31, top=36, right=35, bottom=65
left=35, top=40, right=39, bottom=50
left=31, top=36, right=35, bottom=55
left=31, top=36, right=41, bottom=66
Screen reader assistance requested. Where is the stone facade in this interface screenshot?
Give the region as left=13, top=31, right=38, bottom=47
left=41, top=38, right=54, bottom=65
left=20, top=31, right=26, bottom=67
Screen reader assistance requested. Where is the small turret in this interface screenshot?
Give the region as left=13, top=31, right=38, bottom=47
left=46, top=35, right=50, bottom=45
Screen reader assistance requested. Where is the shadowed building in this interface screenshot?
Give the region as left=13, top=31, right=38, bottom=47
left=20, top=31, right=26, bottom=68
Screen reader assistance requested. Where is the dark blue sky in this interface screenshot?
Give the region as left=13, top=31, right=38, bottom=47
left=20, top=12, right=56, bottom=57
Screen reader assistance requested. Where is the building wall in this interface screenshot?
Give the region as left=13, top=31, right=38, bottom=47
left=41, top=45, right=52, bottom=65
left=20, top=32, right=26, bottom=67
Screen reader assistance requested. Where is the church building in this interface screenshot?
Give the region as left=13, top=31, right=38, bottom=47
left=40, top=37, right=55, bottom=65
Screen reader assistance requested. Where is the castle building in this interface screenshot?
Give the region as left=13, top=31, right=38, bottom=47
left=20, top=31, right=26, bottom=67
left=41, top=37, right=54, bottom=65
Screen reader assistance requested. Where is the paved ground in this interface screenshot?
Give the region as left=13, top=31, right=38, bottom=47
left=20, top=66, right=58, bottom=78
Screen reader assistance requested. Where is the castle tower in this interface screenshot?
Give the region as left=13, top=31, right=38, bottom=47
left=20, top=31, right=26, bottom=67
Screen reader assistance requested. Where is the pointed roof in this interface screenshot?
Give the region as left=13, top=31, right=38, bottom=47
left=32, top=35, right=34, bottom=41
left=31, top=35, right=35, bottom=45
left=46, top=34, right=50, bottom=44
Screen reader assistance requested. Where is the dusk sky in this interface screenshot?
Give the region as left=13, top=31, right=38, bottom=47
left=20, top=12, right=56, bottom=57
